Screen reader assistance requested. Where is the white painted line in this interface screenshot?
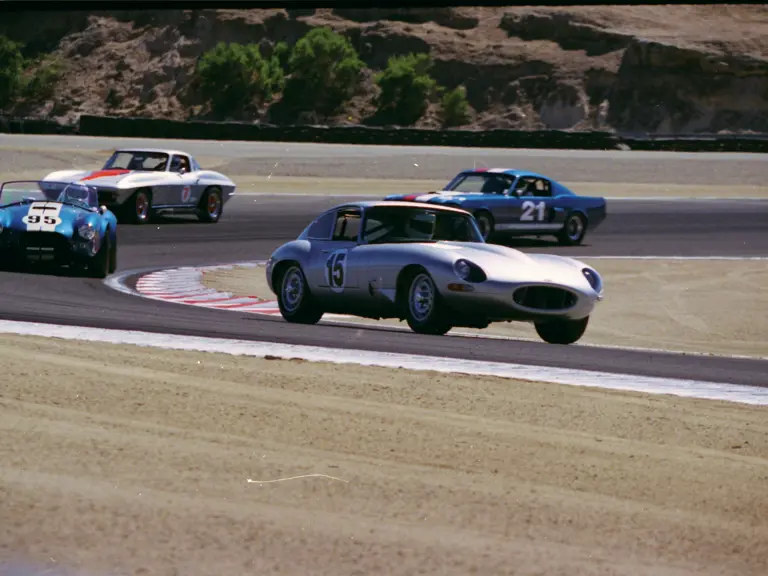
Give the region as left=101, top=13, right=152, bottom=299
left=581, top=256, right=768, bottom=261
left=0, top=319, right=765, bottom=406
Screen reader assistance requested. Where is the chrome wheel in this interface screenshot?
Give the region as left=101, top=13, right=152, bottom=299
left=566, top=214, right=585, bottom=242
left=281, top=267, right=304, bottom=313
left=409, top=273, right=435, bottom=322
left=135, top=191, right=150, bottom=223
left=207, top=190, right=222, bottom=219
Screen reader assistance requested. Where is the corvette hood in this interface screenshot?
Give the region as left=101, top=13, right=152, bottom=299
left=44, top=169, right=159, bottom=188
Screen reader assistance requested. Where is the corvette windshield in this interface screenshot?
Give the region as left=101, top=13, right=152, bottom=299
left=446, top=173, right=515, bottom=194
left=104, top=151, right=169, bottom=171
left=362, top=206, right=483, bottom=244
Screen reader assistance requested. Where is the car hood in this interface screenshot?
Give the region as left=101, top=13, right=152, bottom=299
left=44, top=169, right=162, bottom=188
left=378, top=241, right=593, bottom=287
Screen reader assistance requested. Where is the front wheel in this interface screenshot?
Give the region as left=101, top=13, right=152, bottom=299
left=557, top=212, right=587, bottom=246
left=88, top=235, right=111, bottom=279
left=197, top=187, right=223, bottom=223
left=128, top=189, right=152, bottom=225
left=474, top=211, right=495, bottom=242
left=276, top=264, right=324, bottom=324
left=404, top=270, right=452, bottom=335
left=534, top=316, right=589, bottom=345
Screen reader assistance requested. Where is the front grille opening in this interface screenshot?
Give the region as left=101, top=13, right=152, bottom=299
left=513, top=285, right=577, bottom=310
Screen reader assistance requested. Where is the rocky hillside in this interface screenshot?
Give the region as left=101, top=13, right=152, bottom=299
left=2, top=6, right=768, bottom=133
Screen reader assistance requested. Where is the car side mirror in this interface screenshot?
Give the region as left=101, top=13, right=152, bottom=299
left=99, top=205, right=107, bottom=215
left=179, top=167, right=187, bottom=174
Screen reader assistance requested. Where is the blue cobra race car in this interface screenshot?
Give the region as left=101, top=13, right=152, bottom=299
left=384, top=168, right=607, bottom=245
left=0, top=180, right=118, bottom=278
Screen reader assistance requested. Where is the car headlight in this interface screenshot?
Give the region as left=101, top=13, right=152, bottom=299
left=582, top=268, right=603, bottom=295
left=77, top=223, right=96, bottom=240
left=453, top=259, right=487, bottom=283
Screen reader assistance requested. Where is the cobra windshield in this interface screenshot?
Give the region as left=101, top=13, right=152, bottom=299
left=56, top=183, right=99, bottom=208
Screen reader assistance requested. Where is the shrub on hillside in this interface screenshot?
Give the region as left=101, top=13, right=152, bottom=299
left=0, top=35, right=24, bottom=110
left=374, top=53, right=437, bottom=126
left=440, top=85, right=471, bottom=127
left=22, top=56, right=65, bottom=100
left=282, top=27, right=364, bottom=114
left=195, top=42, right=284, bottom=116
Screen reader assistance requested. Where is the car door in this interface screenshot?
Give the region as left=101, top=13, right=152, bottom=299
left=505, top=177, right=556, bottom=232
left=304, top=207, right=364, bottom=311
left=168, top=154, right=194, bottom=207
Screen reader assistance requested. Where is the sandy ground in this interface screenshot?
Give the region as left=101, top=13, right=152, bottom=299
left=2, top=146, right=767, bottom=198
left=0, top=333, right=766, bottom=576
left=202, top=259, right=768, bottom=358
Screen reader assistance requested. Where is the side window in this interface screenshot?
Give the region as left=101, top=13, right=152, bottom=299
left=332, top=209, right=362, bottom=241
left=306, top=211, right=335, bottom=240
left=170, top=155, right=191, bottom=173
left=533, top=178, right=552, bottom=197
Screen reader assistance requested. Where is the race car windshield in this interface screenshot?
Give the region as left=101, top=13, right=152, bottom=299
left=446, top=173, right=515, bottom=194
left=104, top=151, right=169, bottom=171
left=362, top=206, right=483, bottom=244
left=0, top=181, right=49, bottom=206
left=56, top=183, right=99, bottom=208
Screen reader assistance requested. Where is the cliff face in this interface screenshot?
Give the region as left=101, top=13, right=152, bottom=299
left=2, top=6, right=767, bottom=133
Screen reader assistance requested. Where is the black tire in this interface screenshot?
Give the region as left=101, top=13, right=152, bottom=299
left=108, top=233, right=117, bottom=274
left=403, top=268, right=452, bottom=335
left=88, top=235, right=111, bottom=279
left=197, top=187, right=223, bottom=223
left=534, top=316, right=589, bottom=345
left=557, top=212, right=587, bottom=246
left=128, top=189, right=152, bottom=225
left=474, top=210, right=495, bottom=242
left=275, top=263, right=324, bottom=324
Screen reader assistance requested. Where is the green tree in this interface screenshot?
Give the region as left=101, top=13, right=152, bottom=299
left=440, top=85, right=471, bottom=128
left=195, top=42, right=284, bottom=116
left=0, top=35, right=24, bottom=110
left=283, top=27, right=364, bottom=113
left=374, top=52, right=437, bottom=126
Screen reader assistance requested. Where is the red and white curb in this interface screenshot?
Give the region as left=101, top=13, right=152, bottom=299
left=133, top=261, right=284, bottom=316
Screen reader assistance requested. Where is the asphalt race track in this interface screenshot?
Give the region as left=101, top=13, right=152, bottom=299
left=2, top=168, right=768, bottom=387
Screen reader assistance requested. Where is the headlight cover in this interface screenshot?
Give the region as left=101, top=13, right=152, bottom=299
left=453, top=259, right=487, bottom=283
left=582, top=268, right=603, bottom=295
left=77, top=223, right=96, bottom=240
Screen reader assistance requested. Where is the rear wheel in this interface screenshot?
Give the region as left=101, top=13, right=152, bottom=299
left=534, top=316, right=589, bottom=345
left=557, top=212, right=587, bottom=246
left=474, top=211, right=494, bottom=242
left=197, top=187, right=223, bottom=223
left=276, top=264, right=324, bottom=324
left=404, top=269, right=452, bottom=335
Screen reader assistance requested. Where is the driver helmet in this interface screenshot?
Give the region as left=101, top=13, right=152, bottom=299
left=405, top=212, right=436, bottom=240
left=60, top=184, right=90, bottom=203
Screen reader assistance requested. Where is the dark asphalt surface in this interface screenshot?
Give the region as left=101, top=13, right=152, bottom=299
left=1, top=194, right=767, bottom=387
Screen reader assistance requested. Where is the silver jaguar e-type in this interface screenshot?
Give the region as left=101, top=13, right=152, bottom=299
left=265, top=201, right=604, bottom=344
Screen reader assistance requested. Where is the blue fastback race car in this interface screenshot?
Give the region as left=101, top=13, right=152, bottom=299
left=0, top=180, right=118, bottom=277
left=384, top=168, right=607, bottom=245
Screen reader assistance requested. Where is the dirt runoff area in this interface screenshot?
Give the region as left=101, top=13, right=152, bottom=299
left=202, top=258, right=768, bottom=358
left=0, top=333, right=766, bottom=576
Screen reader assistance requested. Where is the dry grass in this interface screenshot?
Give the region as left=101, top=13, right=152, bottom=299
left=202, top=259, right=768, bottom=358
left=0, top=333, right=766, bottom=576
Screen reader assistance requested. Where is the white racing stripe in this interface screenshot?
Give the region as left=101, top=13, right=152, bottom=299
left=22, top=202, right=63, bottom=232
left=0, top=319, right=766, bottom=405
